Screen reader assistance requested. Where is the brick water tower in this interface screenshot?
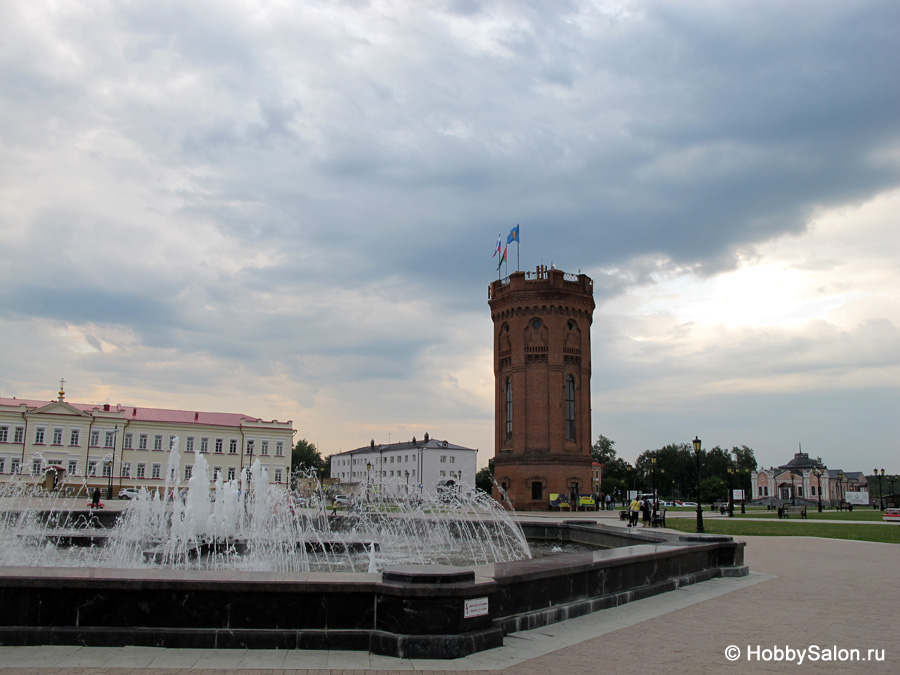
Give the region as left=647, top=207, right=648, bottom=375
left=488, top=265, right=595, bottom=510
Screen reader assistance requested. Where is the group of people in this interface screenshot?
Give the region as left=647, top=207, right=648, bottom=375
left=596, top=493, right=616, bottom=510
left=627, top=495, right=653, bottom=527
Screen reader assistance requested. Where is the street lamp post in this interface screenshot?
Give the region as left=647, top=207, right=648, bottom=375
left=726, top=468, right=735, bottom=517
left=813, top=466, right=824, bottom=513
left=105, top=425, right=119, bottom=500
left=837, top=471, right=845, bottom=508
left=693, top=436, right=704, bottom=533
left=405, top=470, right=410, bottom=496
left=651, top=456, right=658, bottom=514
left=790, top=472, right=797, bottom=506
left=877, top=468, right=885, bottom=510
left=887, top=476, right=896, bottom=507
left=366, top=462, right=372, bottom=503
left=739, top=468, right=748, bottom=514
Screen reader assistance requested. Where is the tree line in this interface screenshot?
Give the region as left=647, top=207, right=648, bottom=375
left=593, top=435, right=758, bottom=503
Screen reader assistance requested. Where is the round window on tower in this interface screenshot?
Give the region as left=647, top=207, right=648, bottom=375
left=532, top=319, right=542, bottom=330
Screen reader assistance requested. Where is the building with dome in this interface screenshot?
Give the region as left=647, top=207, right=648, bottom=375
left=751, top=450, right=868, bottom=506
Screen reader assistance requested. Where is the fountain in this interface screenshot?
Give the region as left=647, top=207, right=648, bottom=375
left=0, top=438, right=746, bottom=658
left=1, top=439, right=531, bottom=573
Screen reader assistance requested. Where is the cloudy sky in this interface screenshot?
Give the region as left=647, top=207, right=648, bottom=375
left=2, top=0, right=898, bottom=472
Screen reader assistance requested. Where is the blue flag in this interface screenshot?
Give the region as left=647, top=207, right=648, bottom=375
left=507, top=225, right=520, bottom=244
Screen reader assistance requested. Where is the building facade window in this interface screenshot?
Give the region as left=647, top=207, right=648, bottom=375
left=121, top=462, right=131, bottom=478
left=70, top=428, right=81, bottom=446
left=184, top=465, right=192, bottom=481
left=186, top=437, right=194, bottom=453
left=35, top=427, right=46, bottom=444
left=123, top=432, right=132, bottom=449
left=246, top=439, right=255, bottom=455
left=104, top=431, right=116, bottom=448
left=261, top=440, right=269, bottom=456
left=52, top=428, right=63, bottom=445
left=88, top=461, right=98, bottom=477
left=565, top=375, right=576, bottom=441
left=229, top=439, right=237, bottom=454
left=151, top=464, right=161, bottom=479
left=505, top=377, right=513, bottom=440
left=227, top=467, right=236, bottom=480
left=201, top=437, right=209, bottom=453
left=90, top=430, right=99, bottom=447
left=14, top=427, right=24, bottom=443
left=0, top=457, right=8, bottom=472
left=137, top=463, right=146, bottom=479
left=68, top=460, right=78, bottom=475
left=11, top=459, right=21, bottom=474
left=139, top=434, right=148, bottom=450
left=275, top=441, right=284, bottom=457
left=153, top=435, right=163, bottom=451
left=0, top=425, right=7, bottom=442
left=215, top=439, right=223, bottom=454
left=274, top=468, right=283, bottom=483
left=32, top=459, right=42, bottom=474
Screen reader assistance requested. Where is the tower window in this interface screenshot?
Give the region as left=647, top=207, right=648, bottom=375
left=505, top=377, right=513, bottom=440
left=532, top=319, right=542, bottom=330
left=565, top=375, right=576, bottom=441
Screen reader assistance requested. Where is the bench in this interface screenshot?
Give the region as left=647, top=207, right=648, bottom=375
left=780, top=505, right=807, bottom=519
left=651, top=508, right=667, bottom=527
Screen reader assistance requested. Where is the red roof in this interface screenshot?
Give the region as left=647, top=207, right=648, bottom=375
left=0, top=397, right=268, bottom=428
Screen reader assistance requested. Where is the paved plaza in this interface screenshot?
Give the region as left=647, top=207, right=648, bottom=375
left=1, top=511, right=896, bottom=674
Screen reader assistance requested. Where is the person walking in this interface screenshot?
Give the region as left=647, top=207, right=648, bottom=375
left=628, top=496, right=641, bottom=527
left=641, top=497, right=652, bottom=527
left=91, top=488, right=101, bottom=509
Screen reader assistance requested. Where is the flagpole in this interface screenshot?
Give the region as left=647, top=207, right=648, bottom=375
left=516, top=223, right=520, bottom=272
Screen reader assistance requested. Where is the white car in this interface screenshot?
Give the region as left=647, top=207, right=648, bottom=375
left=678, top=501, right=698, bottom=508
left=118, top=487, right=141, bottom=500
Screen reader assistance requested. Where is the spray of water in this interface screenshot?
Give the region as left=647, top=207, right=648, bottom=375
left=0, top=438, right=530, bottom=572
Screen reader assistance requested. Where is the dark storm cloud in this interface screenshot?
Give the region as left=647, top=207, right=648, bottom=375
left=1, top=0, right=898, bottom=465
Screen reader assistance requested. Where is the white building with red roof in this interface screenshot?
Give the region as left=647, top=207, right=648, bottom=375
left=0, top=384, right=295, bottom=498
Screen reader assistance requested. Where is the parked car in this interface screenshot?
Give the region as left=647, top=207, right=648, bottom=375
left=678, top=501, right=698, bottom=508
left=118, top=487, right=141, bottom=500
left=333, top=495, right=350, bottom=505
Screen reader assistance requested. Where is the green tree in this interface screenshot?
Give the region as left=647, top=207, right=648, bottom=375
left=592, top=434, right=634, bottom=500
left=704, top=446, right=734, bottom=478
left=291, top=438, right=324, bottom=473
left=475, top=458, right=495, bottom=494
left=700, top=476, right=728, bottom=504
left=591, top=434, right=617, bottom=464
left=730, top=446, right=758, bottom=472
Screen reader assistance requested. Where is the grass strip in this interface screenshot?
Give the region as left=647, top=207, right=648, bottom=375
left=664, top=517, right=900, bottom=544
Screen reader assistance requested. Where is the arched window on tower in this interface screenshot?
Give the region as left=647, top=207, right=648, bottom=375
left=505, top=377, right=513, bottom=440
left=565, top=375, right=576, bottom=441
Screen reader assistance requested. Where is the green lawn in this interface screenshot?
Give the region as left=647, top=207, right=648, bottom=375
left=664, top=517, right=900, bottom=544
left=733, top=509, right=887, bottom=521
left=665, top=506, right=888, bottom=521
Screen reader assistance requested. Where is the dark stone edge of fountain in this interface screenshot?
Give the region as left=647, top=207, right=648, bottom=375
left=0, top=521, right=746, bottom=659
